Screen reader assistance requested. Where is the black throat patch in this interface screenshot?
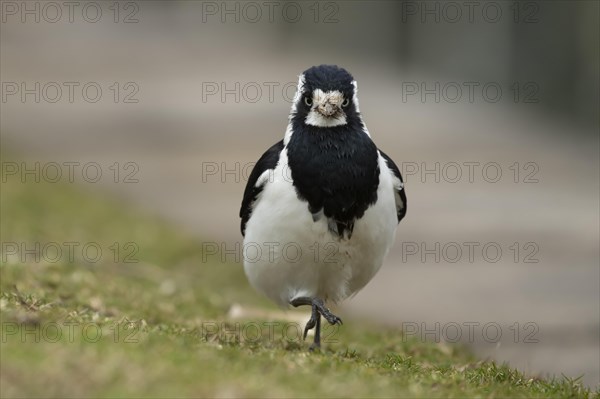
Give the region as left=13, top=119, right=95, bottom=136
left=286, top=118, right=379, bottom=238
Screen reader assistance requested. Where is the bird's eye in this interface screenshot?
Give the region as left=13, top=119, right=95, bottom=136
left=304, top=97, right=313, bottom=106
left=342, top=98, right=350, bottom=107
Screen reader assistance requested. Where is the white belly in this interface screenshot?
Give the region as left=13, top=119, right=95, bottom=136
left=243, top=149, right=398, bottom=307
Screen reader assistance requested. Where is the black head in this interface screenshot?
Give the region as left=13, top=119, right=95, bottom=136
left=291, top=65, right=361, bottom=128
left=303, top=65, right=354, bottom=94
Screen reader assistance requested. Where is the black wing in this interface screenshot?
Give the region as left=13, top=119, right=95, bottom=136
left=379, top=149, right=407, bottom=223
left=240, top=140, right=285, bottom=236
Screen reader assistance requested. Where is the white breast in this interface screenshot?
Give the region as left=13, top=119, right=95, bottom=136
left=243, top=148, right=398, bottom=307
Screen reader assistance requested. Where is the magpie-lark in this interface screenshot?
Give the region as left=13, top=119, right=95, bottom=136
left=239, top=65, right=407, bottom=349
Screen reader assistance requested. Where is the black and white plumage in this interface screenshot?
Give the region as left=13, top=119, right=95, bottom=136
left=239, top=65, right=406, bottom=348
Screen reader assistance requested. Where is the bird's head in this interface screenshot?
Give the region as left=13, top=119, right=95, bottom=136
left=291, top=65, right=360, bottom=128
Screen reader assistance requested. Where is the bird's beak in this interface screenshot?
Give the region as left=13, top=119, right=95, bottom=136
left=317, top=101, right=341, bottom=117
left=315, top=92, right=343, bottom=117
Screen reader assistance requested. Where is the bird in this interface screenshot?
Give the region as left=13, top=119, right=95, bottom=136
left=239, top=65, right=406, bottom=349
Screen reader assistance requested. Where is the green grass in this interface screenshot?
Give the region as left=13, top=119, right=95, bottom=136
left=0, top=154, right=596, bottom=398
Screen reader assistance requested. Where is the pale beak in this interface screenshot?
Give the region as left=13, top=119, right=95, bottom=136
left=317, top=101, right=341, bottom=117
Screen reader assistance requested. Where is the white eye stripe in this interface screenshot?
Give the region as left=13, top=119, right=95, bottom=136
left=351, top=80, right=360, bottom=112
left=290, top=74, right=306, bottom=114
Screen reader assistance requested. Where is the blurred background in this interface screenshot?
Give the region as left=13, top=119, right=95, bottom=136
left=1, top=0, right=598, bottom=387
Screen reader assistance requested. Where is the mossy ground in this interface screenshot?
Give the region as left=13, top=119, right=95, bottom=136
left=0, top=153, right=595, bottom=398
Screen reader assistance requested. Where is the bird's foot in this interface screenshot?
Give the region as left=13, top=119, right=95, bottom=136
left=314, top=298, right=343, bottom=327
left=290, top=296, right=343, bottom=349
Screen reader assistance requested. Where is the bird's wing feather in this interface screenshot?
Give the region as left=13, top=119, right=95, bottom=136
left=240, top=140, right=285, bottom=235
left=379, top=149, right=407, bottom=223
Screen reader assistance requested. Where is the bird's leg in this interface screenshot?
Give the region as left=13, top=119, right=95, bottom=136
left=290, top=296, right=343, bottom=349
left=311, top=311, right=321, bottom=350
